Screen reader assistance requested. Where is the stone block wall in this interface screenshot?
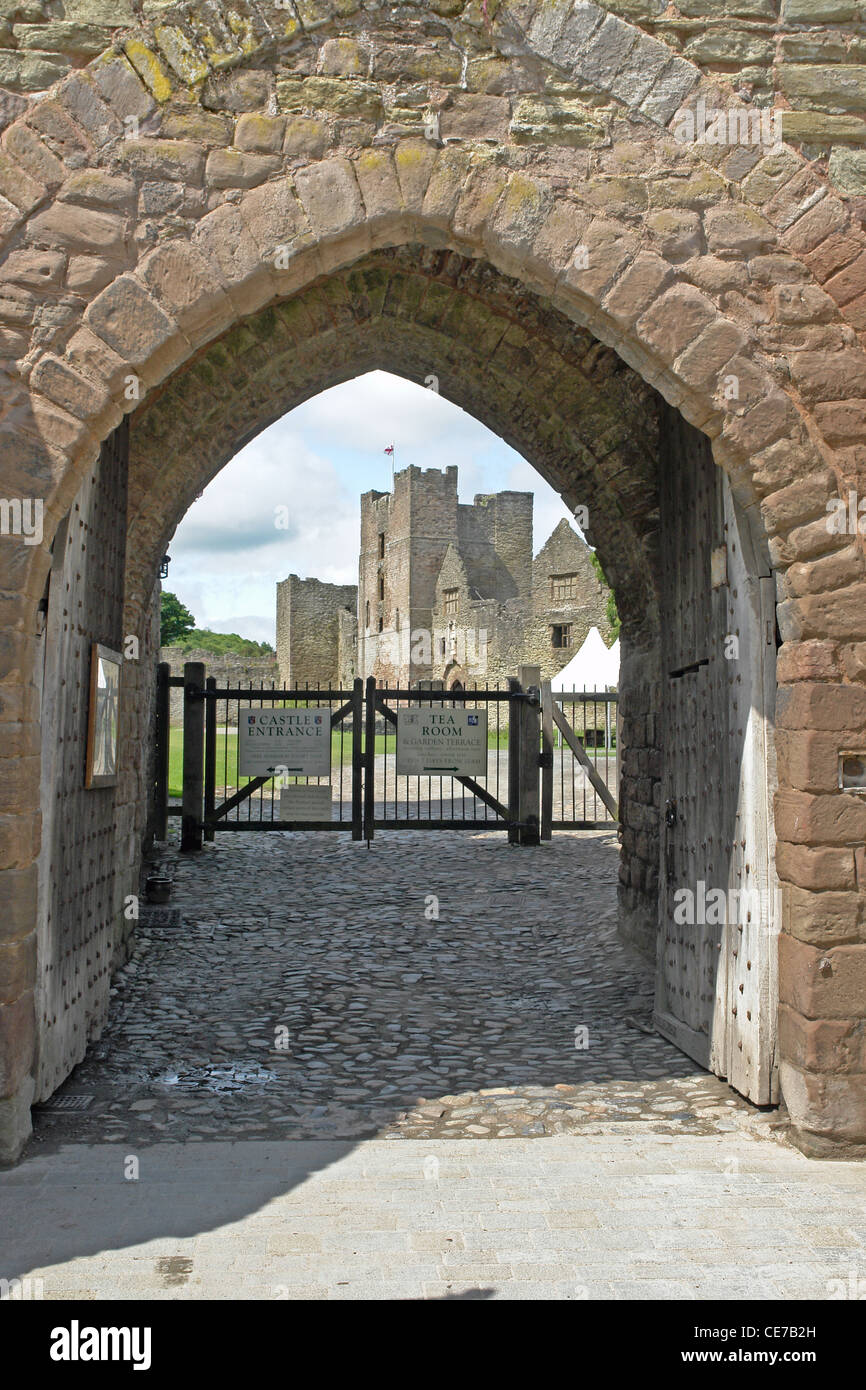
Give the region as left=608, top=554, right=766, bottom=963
left=459, top=490, right=534, bottom=602
left=530, top=517, right=616, bottom=672
left=4, top=0, right=866, bottom=204
left=160, top=644, right=278, bottom=723
left=275, top=573, right=355, bottom=690
left=337, top=604, right=358, bottom=687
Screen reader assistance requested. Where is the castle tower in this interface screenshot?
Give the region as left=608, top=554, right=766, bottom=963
left=358, top=465, right=460, bottom=684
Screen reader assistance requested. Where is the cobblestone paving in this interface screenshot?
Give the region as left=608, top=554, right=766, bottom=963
left=30, top=829, right=757, bottom=1151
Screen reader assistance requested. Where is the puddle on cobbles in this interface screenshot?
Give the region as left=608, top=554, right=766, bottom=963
left=150, top=1063, right=278, bottom=1093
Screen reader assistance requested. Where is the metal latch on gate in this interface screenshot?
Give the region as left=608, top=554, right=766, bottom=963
left=511, top=686, right=540, bottom=707
left=665, top=798, right=678, bottom=827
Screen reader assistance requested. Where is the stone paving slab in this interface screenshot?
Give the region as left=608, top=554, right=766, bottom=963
left=2, top=1135, right=865, bottom=1301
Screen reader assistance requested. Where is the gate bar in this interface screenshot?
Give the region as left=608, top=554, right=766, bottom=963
left=373, top=694, right=509, bottom=822
left=209, top=775, right=270, bottom=822
left=551, top=699, right=619, bottom=820
left=351, top=677, right=363, bottom=841
left=540, top=678, right=554, bottom=841
left=507, top=677, right=520, bottom=845
left=515, top=664, right=541, bottom=846
left=363, top=674, right=376, bottom=842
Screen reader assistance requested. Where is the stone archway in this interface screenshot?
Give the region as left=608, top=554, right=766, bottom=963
left=1, top=0, right=866, bottom=1161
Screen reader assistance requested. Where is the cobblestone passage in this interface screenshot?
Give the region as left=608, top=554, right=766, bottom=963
left=28, top=830, right=755, bottom=1149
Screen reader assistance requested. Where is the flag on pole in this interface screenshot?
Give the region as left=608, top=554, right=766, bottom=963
left=384, top=445, right=394, bottom=456
left=384, top=443, right=395, bottom=484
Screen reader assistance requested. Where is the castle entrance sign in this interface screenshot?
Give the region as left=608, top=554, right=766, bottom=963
left=237, top=707, right=331, bottom=778
left=396, top=708, right=487, bottom=777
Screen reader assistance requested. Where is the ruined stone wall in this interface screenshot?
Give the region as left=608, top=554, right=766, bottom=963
left=402, top=465, right=461, bottom=662
left=358, top=487, right=390, bottom=683
left=337, top=604, right=358, bottom=687
left=428, top=512, right=616, bottom=684
left=360, top=469, right=612, bottom=687
left=160, top=643, right=278, bottom=723
left=483, top=491, right=535, bottom=600
left=455, top=490, right=534, bottom=600
left=275, top=573, right=355, bottom=689
left=527, top=517, right=615, bottom=676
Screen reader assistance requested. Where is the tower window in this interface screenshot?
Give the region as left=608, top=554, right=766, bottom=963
left=443, top=588, right=458, bottom=616
left=378, top=617, right=384, bottom=633
left=365, top=600, right=370, bottom=629
left=378, top=532, right=385, bottom=559
left=378, top=575, right=385, bottom=600
left=551, top=623, right=572, bottom=649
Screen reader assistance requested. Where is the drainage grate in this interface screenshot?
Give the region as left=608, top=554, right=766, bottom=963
left=36, top=1094, right=95, bottom=1113
left=140, top=907, right=182, bottom=928
left=194, top=915, right=270, bottom=931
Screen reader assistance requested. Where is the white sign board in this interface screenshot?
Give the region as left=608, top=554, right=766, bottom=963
left=237, top=707, right=331, bottom=778
left=279, top=786, right=333, bottom=821
left=396, top=708, right=487, bottom=777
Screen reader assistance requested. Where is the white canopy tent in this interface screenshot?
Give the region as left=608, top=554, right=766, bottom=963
left=551, top=626, right=619, bottom=692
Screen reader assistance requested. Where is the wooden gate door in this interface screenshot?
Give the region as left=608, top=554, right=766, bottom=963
left=654, top=406, right=779, bottom=1104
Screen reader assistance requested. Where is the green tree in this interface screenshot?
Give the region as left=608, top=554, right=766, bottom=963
left=160, top=591, right=195, bottom=646
left=590, top=552, right=621, bottom=642
left=175, top=629, right=275, bottom=657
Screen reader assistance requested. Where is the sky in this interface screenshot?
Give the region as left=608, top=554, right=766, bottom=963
left=167, top=370, right=578, bottom=647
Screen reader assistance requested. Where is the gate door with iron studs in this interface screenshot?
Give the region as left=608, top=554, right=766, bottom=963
left=654, top=404, right=779, bottom=1105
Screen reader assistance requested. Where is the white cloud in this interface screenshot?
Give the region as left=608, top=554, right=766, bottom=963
left=292, top=370, right=474, bottom=455
left=165, top=371, right=578, bottom=643
left=167, top=432, right=358, bottom=641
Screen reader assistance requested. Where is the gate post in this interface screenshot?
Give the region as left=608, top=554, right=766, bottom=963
left=363, top=675, right=376, bottom=843
left=154, top=661, right=170, bottom=842
left=508, top=671, right=542, bottom=846
left=181, top=660, right=205, bottom=852
left=517, top=664, right=541, bottom=846
left=351, top=677, right=363, bottom=841
left=507, top=677, right=519, bottom=844
left=540, top=678, right=554, bottom=841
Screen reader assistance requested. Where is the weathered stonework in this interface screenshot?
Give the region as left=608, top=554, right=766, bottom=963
left=275, top=574, right=356, bottom=689
left=0, top=0, right=863, bottom=1162
left=353, top=468, right=614, bottom=689
left=160, top=644, right=278, bottom=723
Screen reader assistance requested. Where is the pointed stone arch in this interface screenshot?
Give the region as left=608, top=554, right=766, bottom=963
left=1, top=0, right=865, bottom=1161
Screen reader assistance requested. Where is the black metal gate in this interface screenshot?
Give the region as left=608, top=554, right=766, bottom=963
left=365, top=679, right=512, bottom=834
left=154, top=663, right=618, bottom=850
